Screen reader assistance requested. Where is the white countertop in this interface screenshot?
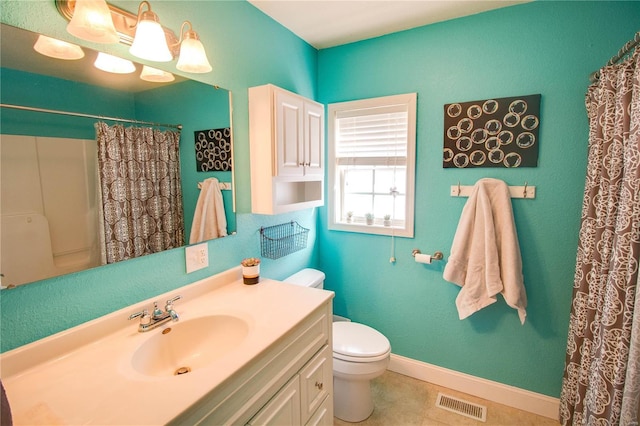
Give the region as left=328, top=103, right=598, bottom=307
left=1, top=267, right=334, bottom=425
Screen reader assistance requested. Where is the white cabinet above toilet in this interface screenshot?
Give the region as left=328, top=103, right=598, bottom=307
left=249, top=84, right=325, bottom=214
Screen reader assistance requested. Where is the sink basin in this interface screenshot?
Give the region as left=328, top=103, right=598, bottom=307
left=131, top=315, right=250, bottom=377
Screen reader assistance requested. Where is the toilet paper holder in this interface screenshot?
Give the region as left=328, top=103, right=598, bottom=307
left=411, top=249, right=443, bottom=261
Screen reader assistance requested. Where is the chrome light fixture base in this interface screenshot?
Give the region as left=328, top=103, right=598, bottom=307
left=55, top=0, right=179, bottom=56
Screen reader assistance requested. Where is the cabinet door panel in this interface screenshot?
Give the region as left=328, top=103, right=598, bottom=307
left=275, top=91, right=304, bottom=177
left=300, top=345, right=332, bottom=423
left=305, top=395, right=333, bottom=426
left=304, top=102, right=324, bottom=176
left=249, top=375, right=301, bottom=426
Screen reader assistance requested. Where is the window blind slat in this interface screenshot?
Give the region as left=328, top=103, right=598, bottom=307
left=335, top=105, right=408, bottom=119
left=336, top=157, right=407, bottom=166
left=336, top=110, right=409, bottom=158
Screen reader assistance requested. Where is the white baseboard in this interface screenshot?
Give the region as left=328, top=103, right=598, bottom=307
left=387, top=353, right=560, bottom=421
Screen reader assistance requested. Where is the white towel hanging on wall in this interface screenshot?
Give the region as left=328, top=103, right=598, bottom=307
left=190, top=177, right=228, bottom=244
left=443, top=178, right=527, bottom=324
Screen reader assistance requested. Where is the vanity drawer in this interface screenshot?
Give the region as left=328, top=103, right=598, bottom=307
left=300, top=344, right=332, bottom=424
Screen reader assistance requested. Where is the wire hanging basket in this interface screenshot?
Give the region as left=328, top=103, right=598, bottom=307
left=260, top=221, right=309, bottom=260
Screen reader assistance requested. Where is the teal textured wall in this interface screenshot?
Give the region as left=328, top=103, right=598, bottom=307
left=317, top=1, right=640, bottom=397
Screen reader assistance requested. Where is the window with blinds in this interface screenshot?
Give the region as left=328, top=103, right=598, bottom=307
left=328, top=93, right=416, bottom=237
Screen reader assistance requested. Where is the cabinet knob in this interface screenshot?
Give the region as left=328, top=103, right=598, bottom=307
left=315, top=381, right=323, bottom=390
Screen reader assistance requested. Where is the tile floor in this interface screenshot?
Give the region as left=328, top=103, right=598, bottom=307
left=333, top=371, right=561, bottom=426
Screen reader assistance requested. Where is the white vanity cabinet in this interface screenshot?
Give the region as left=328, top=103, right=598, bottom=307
left=169, top=299, right=333, bottom=425
left=249, top=344, right=333, bottom=426
left=249, top=84, right=325, bottom=214
left=1, top=270, right=335, bottom=426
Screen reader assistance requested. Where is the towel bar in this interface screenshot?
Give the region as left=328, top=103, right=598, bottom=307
left=451, top=182, right=535, bottom=199
left=197, top=181, right=232, bottom=190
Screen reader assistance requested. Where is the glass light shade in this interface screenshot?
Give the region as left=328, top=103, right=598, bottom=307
left=94, top=52, right=136, bottom=74
left=176, top=35, right=212, bottom=73
left=33, top=35, right=85, bottom=60
left=140, top=65, right=175, bottom=82
left=66, top=0, right=119, bottom=44
left=130, top=20, right=172, bottom=62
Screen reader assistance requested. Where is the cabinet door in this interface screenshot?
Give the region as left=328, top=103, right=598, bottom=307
left=248, top=375, right=301, bottom=426
left=304, top=101, right=324, bottom=177
left=300, top=345, right=332, bottom=424
left=275, top=90, right=304, bottom=177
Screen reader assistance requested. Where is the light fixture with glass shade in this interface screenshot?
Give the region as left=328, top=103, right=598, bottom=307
left=176, top=21, right=212, bottom=73
left=140, top=65, right=175, bottom=82
left=129, top=1, right=172, bottom=62
left=56, top=0, right=213, bottom=73
left=66, top=0, right=119, bottom=44
left=94, top=52, right=136, bottom=74
left=34, top=35, right=85, bottom=60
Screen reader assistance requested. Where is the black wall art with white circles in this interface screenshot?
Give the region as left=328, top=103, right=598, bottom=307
left=443, top=94, right=540, bottom=168
left=194, top=128, right=233, bottom=172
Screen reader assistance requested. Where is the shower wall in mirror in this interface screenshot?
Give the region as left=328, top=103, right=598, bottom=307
left=0, top=24, right=235, bottom=288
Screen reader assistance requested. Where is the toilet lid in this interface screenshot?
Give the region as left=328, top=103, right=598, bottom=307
left=333, top=322, right=391, bottom=362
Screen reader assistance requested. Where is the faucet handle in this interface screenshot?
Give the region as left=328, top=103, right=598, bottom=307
left=128, top=309, right=151, bottom=325
left=165, top=295, right=182, bottom=321
left=165, top=295, right=182, bottom=310
left=167, top=295, right=182, bottom=303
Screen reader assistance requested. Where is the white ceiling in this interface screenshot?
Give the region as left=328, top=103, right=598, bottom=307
left=248, top=0, right=530, bottom=49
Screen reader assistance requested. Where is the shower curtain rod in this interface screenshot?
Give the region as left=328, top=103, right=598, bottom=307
left=0, top=103, right=183, bottom=130
left=589, top=31, right=640, bottom=83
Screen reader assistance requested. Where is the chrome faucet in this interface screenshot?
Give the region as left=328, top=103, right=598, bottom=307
left=128, top=295, right=182, bottom=332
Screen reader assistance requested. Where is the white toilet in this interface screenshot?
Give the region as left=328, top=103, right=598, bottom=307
left=283, top=268, right=391, bottom=422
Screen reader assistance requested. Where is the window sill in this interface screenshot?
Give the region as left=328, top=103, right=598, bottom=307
left=329, top=221, right=413, bottom=237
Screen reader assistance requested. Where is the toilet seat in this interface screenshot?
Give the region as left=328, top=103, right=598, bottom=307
left=333, top=322, right=391, bottom=362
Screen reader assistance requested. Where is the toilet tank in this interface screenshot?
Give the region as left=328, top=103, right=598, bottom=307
left=283, top=268, right=325, bottom=289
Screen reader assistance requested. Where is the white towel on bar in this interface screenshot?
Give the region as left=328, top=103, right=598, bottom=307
left=443, top=178, right=527, bottom=324
left=189, top=177, right=228, bottom=244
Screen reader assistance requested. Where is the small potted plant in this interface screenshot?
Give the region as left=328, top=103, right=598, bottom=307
left=241, top=257, right=261, bottom=285
left=346, top=211, right=353, bottom=223
left=383, top=214, right=392, bottom=227
left=365, top=213, right=374, bottom=225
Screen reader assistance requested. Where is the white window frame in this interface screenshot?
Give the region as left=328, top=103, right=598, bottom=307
left=327, top=93, right=416, bottom=237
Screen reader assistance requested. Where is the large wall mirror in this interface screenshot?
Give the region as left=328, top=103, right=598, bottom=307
left=0, top=23, right=236, bottom=289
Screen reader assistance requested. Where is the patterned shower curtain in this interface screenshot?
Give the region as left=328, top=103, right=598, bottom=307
left=95, top=122, right=184, bottom=264
left=559, top=49, right=640, bottom=425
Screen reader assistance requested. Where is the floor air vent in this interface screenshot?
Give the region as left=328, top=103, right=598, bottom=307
left=436, top=392, right=487, bottom=422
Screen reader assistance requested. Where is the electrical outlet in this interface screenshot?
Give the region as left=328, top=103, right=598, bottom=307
left=185, top=243, right=208, bottom=273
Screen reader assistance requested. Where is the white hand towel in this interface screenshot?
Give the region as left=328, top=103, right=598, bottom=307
left=189, top=177, right=228, bottom=244
left=443, top=178, right=527, bottom=324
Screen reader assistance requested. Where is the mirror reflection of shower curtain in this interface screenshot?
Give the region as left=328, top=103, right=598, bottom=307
left=95, top=122, right=184, bottom=264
